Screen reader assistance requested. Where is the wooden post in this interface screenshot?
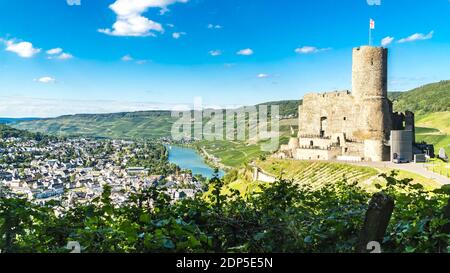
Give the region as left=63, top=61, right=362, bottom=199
left=442, top=198, right=450, bottom=234
left=357, top=192, right=395, bottom=253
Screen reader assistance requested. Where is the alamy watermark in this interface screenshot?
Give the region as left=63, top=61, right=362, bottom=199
left=170, top=97, right=280, bottom=152
left=59, top=240, right=381, bottom=254
left=367, top=241, right=382, bottom=253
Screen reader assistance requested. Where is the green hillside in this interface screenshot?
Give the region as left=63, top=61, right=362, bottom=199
left=14, top=111, right=176, bottom=140
left=256, top=99, right=300, bottom=118
left=222, top=158, right=439, bottom=196
left=0, top=124, right=35, bottom=139
left=415, top=112, right=450, bottom=155
left=14, top=101, right=299, bottom=139
left=391, top=80, right=450, bottom=115
left=390, top=81, right=450, bottom=155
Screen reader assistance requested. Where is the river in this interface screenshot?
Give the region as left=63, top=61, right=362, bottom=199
left=167, top=145, right=225, bottom=178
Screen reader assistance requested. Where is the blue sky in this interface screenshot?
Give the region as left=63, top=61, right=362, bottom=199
left=0, top=0, right=449, bottom=117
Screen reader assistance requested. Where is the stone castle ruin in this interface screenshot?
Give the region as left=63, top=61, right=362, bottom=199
left=278, top=46, right=417, bottom=162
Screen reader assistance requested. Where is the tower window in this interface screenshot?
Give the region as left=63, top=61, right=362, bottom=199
left=343, top=117, right=347, bottom=121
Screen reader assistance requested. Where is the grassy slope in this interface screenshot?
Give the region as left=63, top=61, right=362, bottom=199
left=415, top=112, right=450, bottom=155
left=258, top=159, right=440, bottom=190
left=222, top=159, right=440, bottom=196
left=256, top=159, right=378, bottom=188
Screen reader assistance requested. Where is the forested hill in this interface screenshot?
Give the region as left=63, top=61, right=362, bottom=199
left=0, top=124, right=52, bottom=141
left=391, top=80, right=450, bottom=115
left=13, top=111, right=175, bottom=140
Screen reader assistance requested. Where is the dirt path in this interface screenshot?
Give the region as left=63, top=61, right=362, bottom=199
left=344, top=161, right=450, bottom=185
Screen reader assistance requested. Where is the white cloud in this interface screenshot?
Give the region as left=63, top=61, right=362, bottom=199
left=381, top=36, right=394, bottom=47
left=121, top=55, right=148, bottom=64
left=209, top=50, right=222, bottom=56
left=237, top=48, right=253, bottom=56
left=57, top=53, right=74, bottom=60
left=99, top=17, right=163, bottom=37
left=172, top=32, right=186, bottom=39
left=159, top=7, right=170, bottom=15
left=207, top=24, right=222, bottom=29
left=294, top=46, right=330, bottom=54
left=99, top=0, right=188, bottom=37
left=166, top=23, right=175, bottom=28
left=4, top=40, right=40, bottom=58
left=46, top=48, right=73, bottom=60
left=257, top=73, right=269, bottom=78
left=398, top=31, right=434, bottom=43
left=67, top=0, right=81, bottom=6
left=35, top=76, right=56, bottom=84
left=135, top=60, right=148, bottom=65
left=46, top=48, right=63, bottom=55
left=121, top=54, right=134, bottom=61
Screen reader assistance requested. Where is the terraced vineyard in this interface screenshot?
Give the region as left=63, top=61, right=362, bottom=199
left=256, top=159, right=378, bottom=189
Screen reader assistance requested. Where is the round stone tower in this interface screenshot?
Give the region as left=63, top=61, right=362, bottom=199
left=352, top=46, right=391, bottom=161
left=352, top=46, right=388, bottom=99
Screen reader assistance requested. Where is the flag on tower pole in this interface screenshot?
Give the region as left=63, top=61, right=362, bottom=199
left=369, top=19, right=375, bottom=46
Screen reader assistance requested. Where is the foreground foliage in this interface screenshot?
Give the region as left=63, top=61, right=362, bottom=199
left=0, top=172, right=449, bottom=253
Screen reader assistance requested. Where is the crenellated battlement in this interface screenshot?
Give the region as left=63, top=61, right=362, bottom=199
left=303, top=90, right=352, bottom=100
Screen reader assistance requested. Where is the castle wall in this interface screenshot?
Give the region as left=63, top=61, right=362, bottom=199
left=298, top=137, right=332, bottom=149
left=298, top=91, right=363, bottom=139
left=392, top=112, right=405, bottom=130
left=364, top=140, right=385, bottom=162
left=405, top=111, right=415, bottom=143
left=390, top=130, right=413, bottom=162
left=341, top=142, right=365, bottom=157
left=293, top=148, right=341, bottom=161
left=252, top=168, right=276, bottom=183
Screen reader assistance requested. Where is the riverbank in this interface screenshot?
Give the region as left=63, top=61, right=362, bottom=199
left=166, top=145, right=225, bottom=178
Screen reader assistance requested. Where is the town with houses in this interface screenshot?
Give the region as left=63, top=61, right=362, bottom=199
left=0, top=135, right=203, bottom=209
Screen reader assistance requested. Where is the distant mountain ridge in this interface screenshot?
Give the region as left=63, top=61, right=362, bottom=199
left=12, top=80, right=449, bottom=141
left=0, top=117, right=41, bottom=124
left=12, top=101, right=301, bottom=139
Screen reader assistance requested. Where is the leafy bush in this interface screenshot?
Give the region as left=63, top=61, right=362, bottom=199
left=0, top=172, right=449, bottom=253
